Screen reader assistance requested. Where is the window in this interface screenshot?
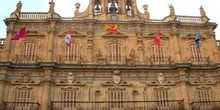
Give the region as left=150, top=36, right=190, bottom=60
left=15, top=87, right=33, bottom=110
left=154, top=88, right=169, bottom=109
left=108, top=0, right=119, bottom=13
left=197, top=87, right=211, bottom=107
left=64, top=44, right=79, bottom=63
left=108, top=42, right=123, bottom=64
left=21, top=42, right=37, bottom=63
left=61, top=88, right=78, bottom=109
left=109, top=88, right=125, bottom=108
left=151, top=45, right=167, bottom=64
left=189, top=45, right=202, bottom=62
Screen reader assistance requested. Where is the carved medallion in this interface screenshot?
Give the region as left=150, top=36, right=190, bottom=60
left=157, top=73, right=165, bottom=84
left=67, top=72, right=74, bottom=84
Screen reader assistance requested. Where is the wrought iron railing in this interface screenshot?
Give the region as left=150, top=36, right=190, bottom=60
left=190, top=57, right=210, bottom=65
left=51, top=100, right=184, bottom=110
left=3, top=101, right=40, bottom=110
left=149, top=57, right=171, bottom=65
left=191, top=100, right=220, bottom=110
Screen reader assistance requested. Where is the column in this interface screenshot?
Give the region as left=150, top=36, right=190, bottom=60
left=41, top=68, right=52, bottom=110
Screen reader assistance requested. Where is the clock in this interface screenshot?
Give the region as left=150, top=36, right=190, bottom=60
left=110, top=15, right=118, bottom=21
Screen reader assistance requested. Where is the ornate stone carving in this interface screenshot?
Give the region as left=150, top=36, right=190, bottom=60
left=67, top=72, right=74, bottom=84
left=200, top=6, right=207, bottom=17
left=143, top=4, right=150, bottom=21
left=94, top=49, right=105, bottom=64
left=48, top=0, right=55, bottom=18
left=113, top=70, right=121, bottom=84
left=169, top=4, right=175, bottom=17
left=198, top=74, right=206, bottom=83
left=80, top=55, right=87, bottom=64
left=10, top=1, right=22, bottom=18
left=113, top=74, right=121, bottom=84
left=157, top=73, right=165, bottom=84
left=126, top=49, right=139, bottom=64
left=20, top=72, right=30, bottom=83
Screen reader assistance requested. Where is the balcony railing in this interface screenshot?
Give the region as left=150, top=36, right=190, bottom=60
left=149, top=57, right=171, bottom=65
left=106, top=56, right=126, bottom=64
left=191, top=101, right=220, bottom=110
left=176, top=16, right=202, bottom=23
left=57, top=55, right=88, bottom=64
left=3, top=101, right=40, bottom=110
left=190, top=57, right=210, bottom=65
left=51, top=100, right=184, bottom=110
left=12, top=55, right=39, bottom=64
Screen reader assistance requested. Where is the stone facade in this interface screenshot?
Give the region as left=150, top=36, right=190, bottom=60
left=0, top=0, right=219, bottom=110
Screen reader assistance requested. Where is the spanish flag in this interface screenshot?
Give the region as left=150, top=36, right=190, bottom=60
left=104, top=24, right=117, bottom=32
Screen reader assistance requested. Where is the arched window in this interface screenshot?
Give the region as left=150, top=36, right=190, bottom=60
left=108, top=0, right=118, bottom=13
left=126, top=0, right=133, bottom=16
left=94, top=0, right=101, bottom=15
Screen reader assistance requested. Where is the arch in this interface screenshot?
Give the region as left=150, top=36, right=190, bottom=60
left=132, top=90, right=140, bottom=101
left=94, top=90, right=102, bottom=101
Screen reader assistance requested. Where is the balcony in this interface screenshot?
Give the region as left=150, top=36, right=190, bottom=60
left=51, top=100, right=184, bottom=110
left=11, top=55, right=39, bottom=64
left=149, top=57, right=172, bottom=65
left=191, top=101, right=220, bottom=110
left=3, top=101, right=40, bottom=110
left=189, top=57, right=210, bottom=65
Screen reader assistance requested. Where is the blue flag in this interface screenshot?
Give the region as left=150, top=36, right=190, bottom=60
left=195, top=31, right=200, bottom=48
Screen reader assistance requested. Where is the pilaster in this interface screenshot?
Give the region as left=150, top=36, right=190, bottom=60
left=46, top=20, right=57, bottom=62
left=178, top=69, right=190, bottom=110
left=41, top=67, right=53, bottom=110
left=3, top=21, right=15, bottom=61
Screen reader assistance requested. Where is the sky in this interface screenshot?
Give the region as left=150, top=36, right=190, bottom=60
left=0, top=0, right=219, bottom=39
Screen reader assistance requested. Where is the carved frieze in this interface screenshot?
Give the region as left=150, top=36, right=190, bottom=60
left=189, top=74, right=216, bottom=85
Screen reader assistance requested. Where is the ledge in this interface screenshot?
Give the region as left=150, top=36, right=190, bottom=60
left=0, top=61, right=219, bottom=70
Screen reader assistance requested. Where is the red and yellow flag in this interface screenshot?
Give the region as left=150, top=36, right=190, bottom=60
left=104, top=24, right=117, bottom=32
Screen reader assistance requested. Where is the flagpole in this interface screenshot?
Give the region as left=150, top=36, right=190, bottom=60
left=159, top=46, right=161, bottom=65
left=197, top=46, right=202, bottom=64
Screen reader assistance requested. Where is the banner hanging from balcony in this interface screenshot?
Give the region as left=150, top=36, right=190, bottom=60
left=11, top=26, right=27, bottom=40
left=154, top=29, right=160, bottom=47
left=195, top=30, right=200, bottom=48
left=65, top=26, right=72, bottom=46
left=104, top=24, right=118, bottom=32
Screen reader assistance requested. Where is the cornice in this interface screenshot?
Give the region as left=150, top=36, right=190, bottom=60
left=1, top=61, right=220, bottom=70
